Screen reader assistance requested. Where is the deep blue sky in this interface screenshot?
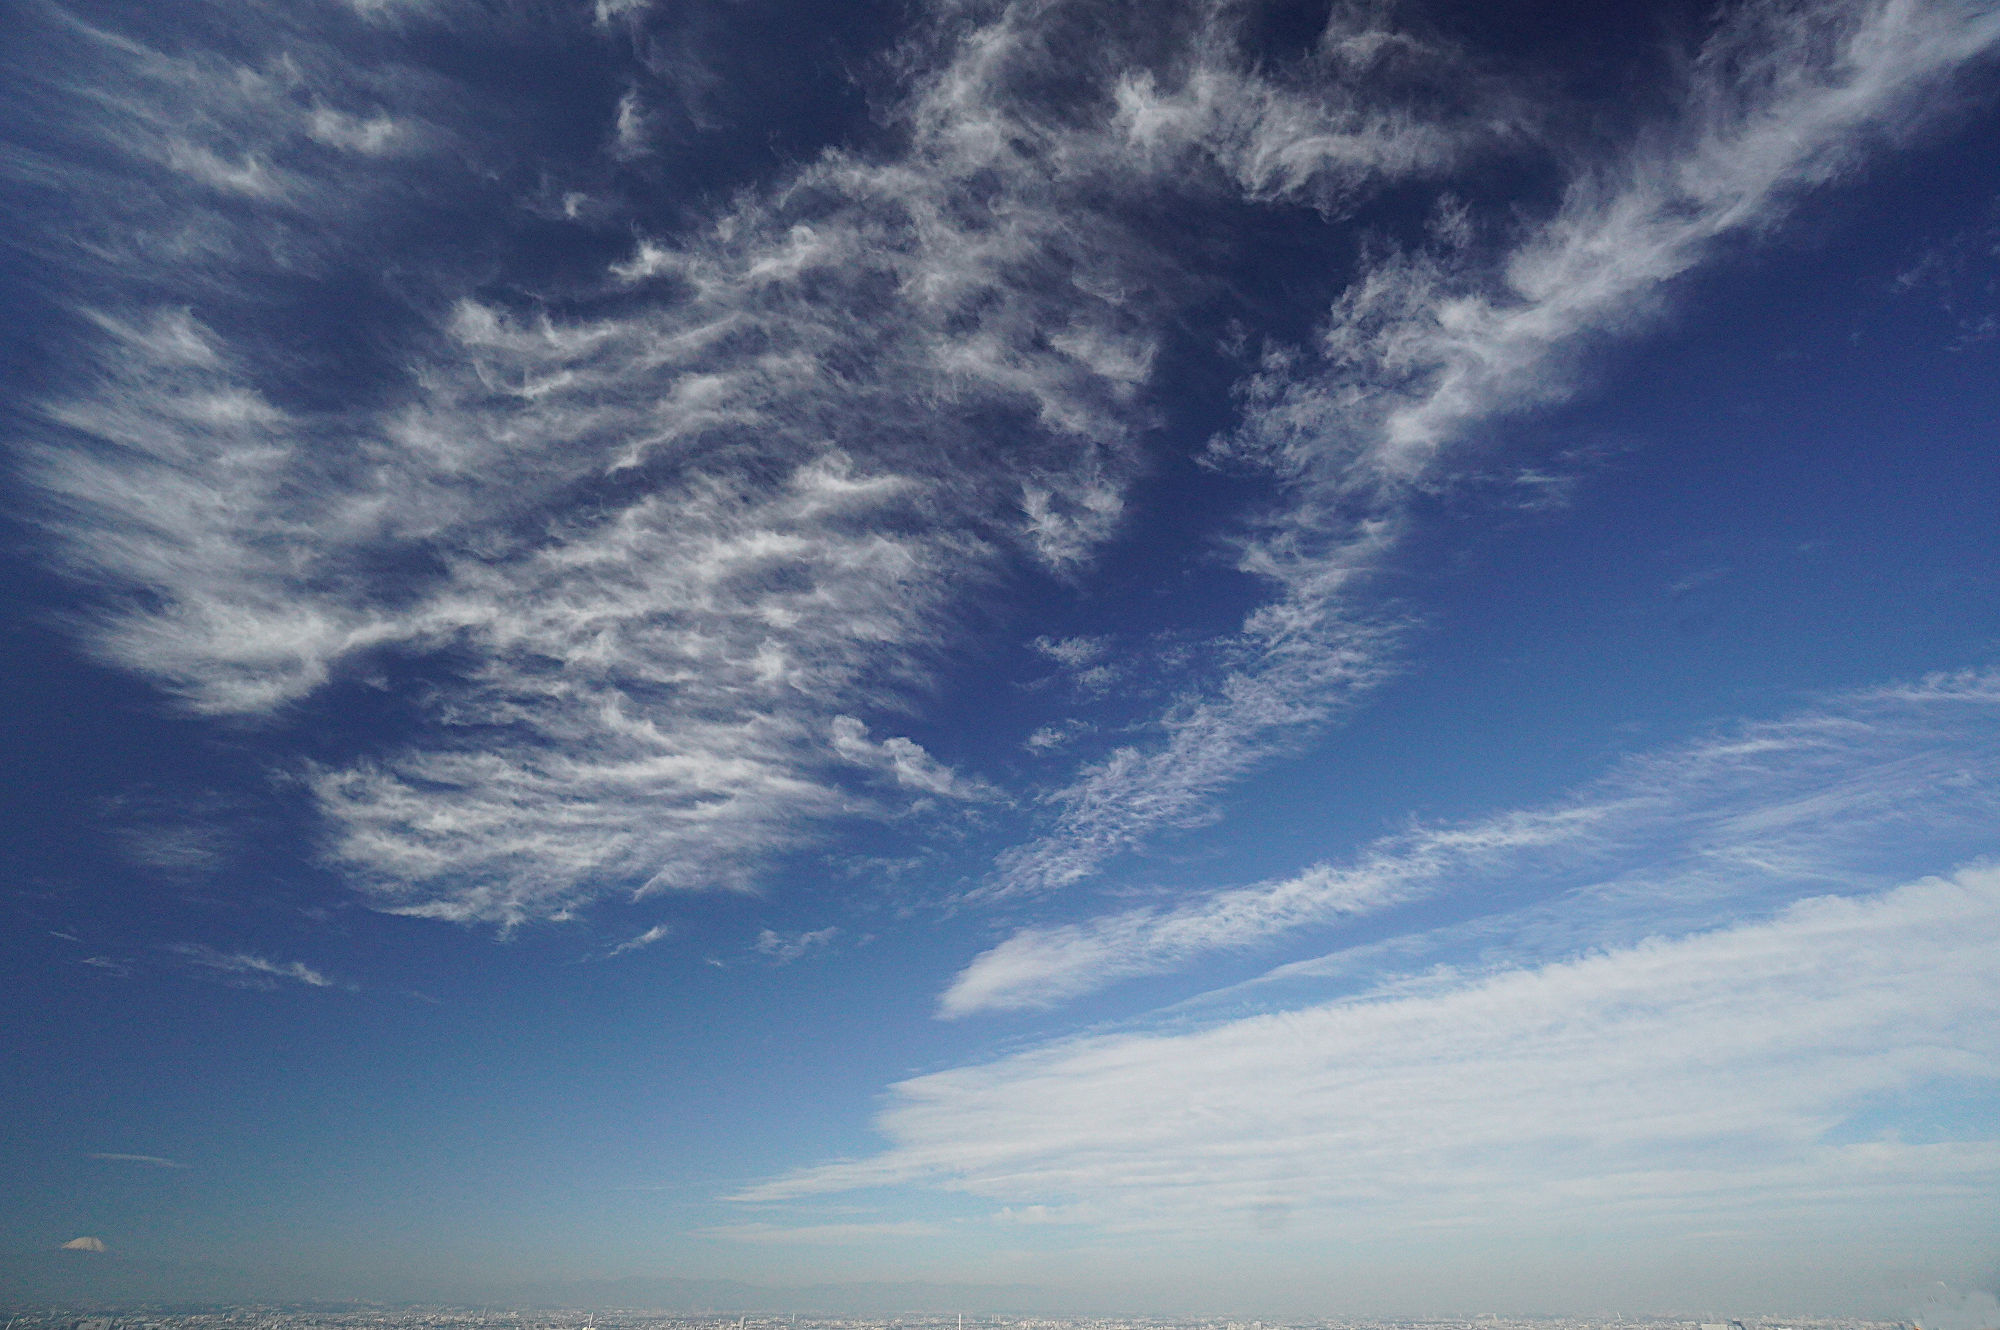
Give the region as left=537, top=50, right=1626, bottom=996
left=3, top=0, right=2000, bottom=1315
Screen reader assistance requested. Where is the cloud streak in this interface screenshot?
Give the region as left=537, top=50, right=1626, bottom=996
left=14, top=0, right=2000, bottom=933
left=608, top=922, right=673, bottom=956
left=86, top=1152, right=192, bottom=1169
left=947, top=669, right=2000, bottom=1014
left=1228, top=0, right=2000, bottom=488
left=992, top=0, right=2000, bottom=896
left=757, top=926, right=840, bottom=963
left=168, top=944, right=342, bottom=990
left=744, top=864, right=2000, bottom=1242
left=15, top=0, right=1497, bottom=926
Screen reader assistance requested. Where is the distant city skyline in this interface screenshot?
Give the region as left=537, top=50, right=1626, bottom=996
left=2, top=0, right=1998, bottom=1315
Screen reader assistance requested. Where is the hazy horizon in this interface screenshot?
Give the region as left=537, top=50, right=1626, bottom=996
left=3, top=1292, right=1994, bottom=1324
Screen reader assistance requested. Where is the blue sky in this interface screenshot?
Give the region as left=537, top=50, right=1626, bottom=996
left=3, top=0, right=1999, bottom=1314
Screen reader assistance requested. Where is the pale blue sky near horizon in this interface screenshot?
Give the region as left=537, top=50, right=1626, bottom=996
left=3, top=0, right=2000, bottom=1315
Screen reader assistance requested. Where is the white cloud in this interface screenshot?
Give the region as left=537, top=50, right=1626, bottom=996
left=1229, top=0, right=2000, bottom=488
left=831, top=717, right=997, bottom=802
left=756, top=926, right=840, bottom=963
left=86, top=1152, right=191, bottom=1169
left=168, top=944, right=341, bottom=990
left=1024, top=718, right=1093, bottom=754
left=1104, top=1, right=1510, bottom=213
left=1029, top=635, right=1124, bottom=698
left=610, top=87, right=653, bottom=160
left=948, top=668, right=2000, bottom=1014
left=993, top=588, right=1399, bottom=894
left=608, top=922, right=672, bottom=956
left=1033, top=636, right=1109, bottom=669
left=21, top=0, right=1492, bottom=926
left=7, top=9, right=460, bottom=274
left=743, top=865, right=2000, bottom=1246
left=22, top=0, right=2000, bottom=931
left=992, top=0, right=2000, bottom=898
left=306, top=106, right=420, bottom=156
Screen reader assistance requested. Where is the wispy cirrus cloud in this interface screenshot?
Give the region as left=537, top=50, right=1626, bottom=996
left=1228, top=0, right=2000, bottom=489
left=991, top=0, right=2000, bottom=898
left=16, top=0, right=2000, bottom=932
left=15, top=0, right=1502, bottom=926
left=830, top=717, right=999, bottom=803
left=990, top=588, right=1399, bottom=895
left=756, top=927, right=840, bottom=963
left=947, top=669, right=2000, bottom=1014
left=168, top=944, right=343, bottom=991
left=744, top=864, right=2000, bottom=1244
left=86, top=1152, right=191, bottom=1169
left=607, top=922, right=673, bottom=956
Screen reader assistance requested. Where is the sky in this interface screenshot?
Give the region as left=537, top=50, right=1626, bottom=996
left=2, top=0, right=2000, bottom=1315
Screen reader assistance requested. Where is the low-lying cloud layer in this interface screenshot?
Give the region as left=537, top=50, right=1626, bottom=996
left=745, top=864, right=2000, bottom=1241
